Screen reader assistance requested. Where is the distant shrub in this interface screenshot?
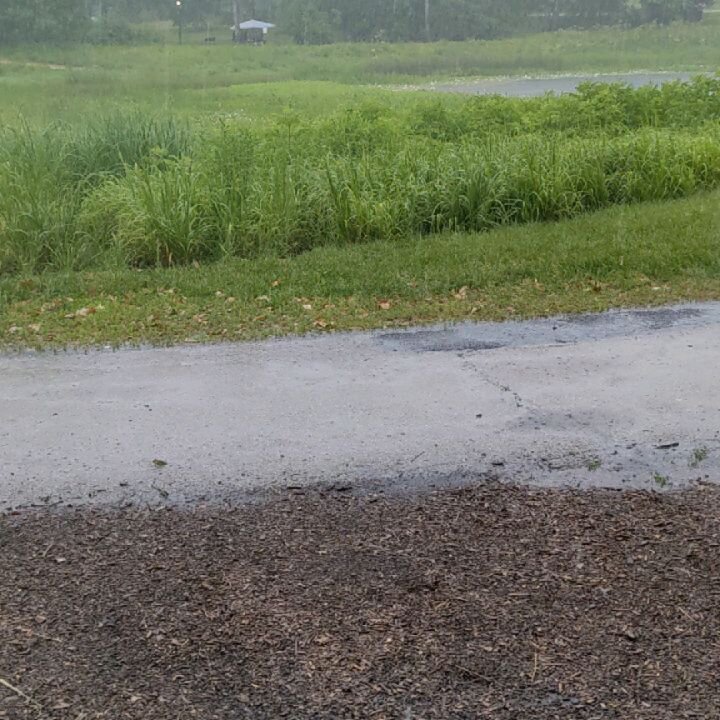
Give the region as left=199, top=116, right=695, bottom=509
left=82, top=20, right=160, bottom=45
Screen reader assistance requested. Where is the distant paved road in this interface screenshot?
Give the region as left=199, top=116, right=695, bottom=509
left=2, top=303, right=720, bottom=510
left=432, top=71, right=700, bottom=97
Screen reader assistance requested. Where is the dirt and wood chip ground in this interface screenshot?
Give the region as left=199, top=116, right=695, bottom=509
left=1, top=483, right=719, bottom=719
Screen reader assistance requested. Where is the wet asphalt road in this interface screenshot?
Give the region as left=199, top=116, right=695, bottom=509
left=431, top=71, right=699, bottom=96
left=2, top=303, right=719, bottom=510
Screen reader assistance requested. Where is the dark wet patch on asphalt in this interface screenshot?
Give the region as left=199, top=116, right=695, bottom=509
left=375, top=303, right=715, bottom=353
left=375, top=329, right=504, bottom=352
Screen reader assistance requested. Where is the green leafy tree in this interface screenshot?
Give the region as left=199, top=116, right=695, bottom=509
left=0, top=0, right=714, bottom=45
left=641, top=0, right=714, bottom=22
left=0, top=0, right=89, bottom=43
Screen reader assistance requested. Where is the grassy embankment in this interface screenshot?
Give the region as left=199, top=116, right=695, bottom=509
left=1, top=21, right=719, bottom=349
left=3, top=192, right=720, bottom=349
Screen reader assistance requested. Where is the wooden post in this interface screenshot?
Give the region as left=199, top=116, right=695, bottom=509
left=551, top=0, right=560, bottom=30
left=424, top=0, right=430, bottom=41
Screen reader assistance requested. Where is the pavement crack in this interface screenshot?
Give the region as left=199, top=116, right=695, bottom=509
left=460, top=358, right=529, bottom=412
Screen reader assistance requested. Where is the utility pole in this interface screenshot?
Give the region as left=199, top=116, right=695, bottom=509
left=176, top=0, right=183, bottom=44
left=551, top=0, right=560, bottom=30
left=424, top=0, right=430, bottom=41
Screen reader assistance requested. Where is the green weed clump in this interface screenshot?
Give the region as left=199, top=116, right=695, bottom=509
left=72, top=128, right=720, bottom=268
left=2, top=77, right=720, bottom=276
left=0, top=113, right=190, bottom=274
left=408, top=75, right=720, bottom=139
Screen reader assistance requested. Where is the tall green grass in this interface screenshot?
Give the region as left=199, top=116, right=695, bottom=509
left=0, top=113, right=190, bottom=274
left=2, top=78, right=720, bottom=277
left=15, top=128, right=720, bottom=272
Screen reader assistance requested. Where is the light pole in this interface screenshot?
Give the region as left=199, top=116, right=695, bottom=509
left=176, top=0, right=183, bottom=45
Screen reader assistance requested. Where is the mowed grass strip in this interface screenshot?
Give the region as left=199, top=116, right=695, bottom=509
left=2, top=191, right=719, bottom=350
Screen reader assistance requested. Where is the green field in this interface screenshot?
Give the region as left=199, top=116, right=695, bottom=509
left=2, top=17, right=720, bottom=122
left=1, top=18, right=720, bottom=349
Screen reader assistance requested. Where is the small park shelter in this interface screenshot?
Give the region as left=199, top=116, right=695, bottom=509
left=233, top=19, right=275, bottom=44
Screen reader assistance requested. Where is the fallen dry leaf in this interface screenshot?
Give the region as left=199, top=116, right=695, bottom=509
left=378, top=301, right=392, bottom=311
left=66, top=307, right=98, bottom=319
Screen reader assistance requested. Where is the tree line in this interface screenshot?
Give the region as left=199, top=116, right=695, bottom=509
left=270, top=0, right=715, bottom=43
left=0, top=0, right=714, bottom=44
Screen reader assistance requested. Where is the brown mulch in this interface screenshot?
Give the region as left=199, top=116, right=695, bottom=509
left=1, top=483, right=720, bottom=720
